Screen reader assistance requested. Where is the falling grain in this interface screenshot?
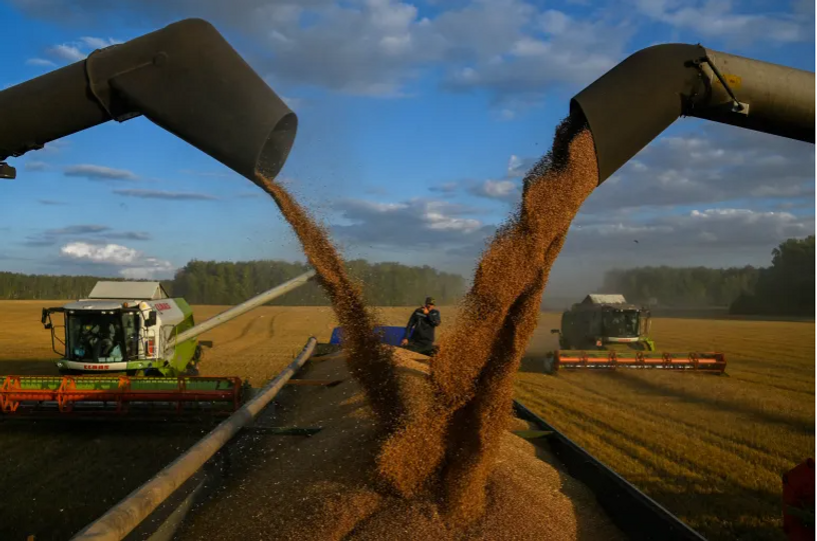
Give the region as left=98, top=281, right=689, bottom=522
left=253, top=174, right=406, bottom=430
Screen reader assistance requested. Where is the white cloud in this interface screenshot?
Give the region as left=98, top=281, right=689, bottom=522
left=569, top=123, right=815, bottom=214
left=507, top=155, right=524, bottom=175
left=35, top=36, right=123, bottom=66
left=332, top=197, right=490, bottom=250
left=23, top=225, right=150, bottom=247
left=48, top=225, right=109, bottom=236
left=280, top=95, right=303, bottom=110
left=26, top=58, right=56, bottom=67
left=470, top=179, right=520, bottom=200
left=545, top=205, right=814, bottom=293
left=456, top=153, right=537, bottom=201
left=113, top=189, right=219, bottom=201
left=61, top=242, right=140, bottom=265
left=47, top=44, right=85, bottom=63
left=260, top=0, right=434, bottom=96
left=64, top=164, right=137, bottom=180
left=423, top=201, right=482, bottom=232
left=119, top=259, right=175, bottom=279
left=429, top=182, right=460, bottom=195
left=439, top=5, right=632, bottom=112
left=507, top=154, right=536, bottom=177
left=24, top=160, right=49, bottom=171
left=60, top=242, right=174, bottom=278
left=78, top=36, right=121, bottom=49
left=10, top=0, right=810, bottom=112
left=9, top=0, right=628, bottom=107
left=565, top=207, right=813, bottom=254
left=634, top=0, right=811, bottom=43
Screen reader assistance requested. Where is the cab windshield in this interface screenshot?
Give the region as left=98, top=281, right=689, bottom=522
left=67, top=311, right=127, bottom=362
left=602, top=309, right=640, bottom=338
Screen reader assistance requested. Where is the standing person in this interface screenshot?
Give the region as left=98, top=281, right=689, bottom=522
left=400, top=296, right=441, bottom=356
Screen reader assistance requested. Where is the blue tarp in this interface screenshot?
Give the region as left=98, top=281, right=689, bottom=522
left=329, top=325, right=407, bottom=346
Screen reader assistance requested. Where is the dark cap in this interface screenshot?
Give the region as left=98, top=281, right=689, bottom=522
left=425, top=296, right=435, bottom=305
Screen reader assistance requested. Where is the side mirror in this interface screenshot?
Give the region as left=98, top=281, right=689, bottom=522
left=41, top=308, right=52, bottom=329
left=550, top=329, right=560, bottom=334
left=145, top=311, right=158, bottom=328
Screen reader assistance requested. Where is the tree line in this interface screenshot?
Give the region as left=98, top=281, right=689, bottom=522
left=602, top=236, right=814, bottom=317
left=0, top=259, right=467, bottom=307
left=0, top=272, right=106, bottom=300
left=729, top=236, right=814, bottom=317
left=602, top=266, right=759, bottom=307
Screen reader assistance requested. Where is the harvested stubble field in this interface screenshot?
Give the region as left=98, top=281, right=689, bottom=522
left=0, top=300, right=813, bottom=541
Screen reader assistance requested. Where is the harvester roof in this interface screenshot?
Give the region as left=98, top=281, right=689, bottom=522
left=62, top=298, right=188, bottom=326
left=574, top=294, right=640, bottom=311
left=89, top=281, right=169, bottom=301
left=583, top=294, right=627, bottom=305
left=63, top=300, right=127, bottom=311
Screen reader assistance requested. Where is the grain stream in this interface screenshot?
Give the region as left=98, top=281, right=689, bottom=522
left=378, top=114, right=599, bottom=523
left=254, top=174, right=406, bottom=430
left=253, top=112, right=600, bottom=532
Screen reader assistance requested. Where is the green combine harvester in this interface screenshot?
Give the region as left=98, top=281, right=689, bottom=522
left=1, top=272, right=315, bottom=416
left=545, top=294, right=727, bottom=374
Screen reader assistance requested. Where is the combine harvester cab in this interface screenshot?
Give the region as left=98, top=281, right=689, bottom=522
left=41, top=281, right=200, bottom=377
left=544, top=294, right=727, bottom=374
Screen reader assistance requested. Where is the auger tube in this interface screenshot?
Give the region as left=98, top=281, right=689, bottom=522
left=0, top=18, right=297, bottom=183
left=165, top=270, right=316, bottom=353
left=571, top=44, right=815, bottom=183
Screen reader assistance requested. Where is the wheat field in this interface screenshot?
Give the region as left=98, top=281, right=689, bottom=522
left=0, top=300, right=812, bottom=541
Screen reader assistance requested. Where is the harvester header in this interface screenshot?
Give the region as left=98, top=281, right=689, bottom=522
left=545, top=294, right=727, bottom=374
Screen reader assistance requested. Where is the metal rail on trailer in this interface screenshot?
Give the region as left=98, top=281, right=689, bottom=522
left=70, top=337, right=317, bottom=541
left=513, top=400, right=707, bottom=541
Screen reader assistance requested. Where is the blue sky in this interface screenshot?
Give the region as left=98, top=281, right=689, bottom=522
left=0, top=0, right=814, bottom=297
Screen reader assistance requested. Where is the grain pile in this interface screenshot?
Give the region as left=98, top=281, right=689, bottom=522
left=176, top=348, right=624, bottom=541
left=378, top=113, right=599, bottom=522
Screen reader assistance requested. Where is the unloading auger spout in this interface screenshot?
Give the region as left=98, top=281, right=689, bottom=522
left=164, top=270, right=317, bottom=353
left=571, top=44, right=815, bottom=183
left=0, top=18, right=297, bottom=183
